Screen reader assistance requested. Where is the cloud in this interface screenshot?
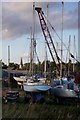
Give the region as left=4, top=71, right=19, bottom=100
left=48, top=3, right=78, bottom=30
left=2, top=2, right=78, bottom=40
left=2, top=2, right=33, bottom=40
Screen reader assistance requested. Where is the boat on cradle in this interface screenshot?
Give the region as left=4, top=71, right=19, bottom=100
left=52, top=77, right=79, bottom=92
left=51, top=85, right=79, bottom=103
left=13, top=76, right=27, bottom=86
left=23, top=80, right=52, bottom=92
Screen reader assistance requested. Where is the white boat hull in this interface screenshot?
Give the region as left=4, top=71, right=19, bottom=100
left=13, top=76, right=26, bottom=82
left=23, top=83, right=52, bottom=92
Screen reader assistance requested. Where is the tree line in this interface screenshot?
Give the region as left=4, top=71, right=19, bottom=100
left=1, top=59, right=80, bottom=78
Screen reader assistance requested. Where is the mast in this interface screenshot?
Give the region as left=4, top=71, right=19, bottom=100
left=32, top=2, right=35, bottom=76
left=73, top=35, right=75, bottom=73
left=44, top=3, right=49, bottom=78
left=68, top=35, right=71, bottom=76
left=8, top=45, right=10, bottom=66
left=8, top=45, right=10, bottom=85
left=29, top=27, right=33, bottom=76
left=60, top=1, right=64, bottom=80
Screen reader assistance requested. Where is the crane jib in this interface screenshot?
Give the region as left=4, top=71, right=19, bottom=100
left=35, top=7, right=60, bottom=74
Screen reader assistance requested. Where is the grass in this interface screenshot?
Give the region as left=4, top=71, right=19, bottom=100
left=2, top=100, right=80, bottom=120
left=2, top=87, right=80, bottom=120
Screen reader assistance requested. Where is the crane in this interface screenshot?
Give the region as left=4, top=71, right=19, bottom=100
left=35, top=7, right=60, bottom=74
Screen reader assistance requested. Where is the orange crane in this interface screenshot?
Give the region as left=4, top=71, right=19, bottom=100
left=35, top=7, right=60, bottom=73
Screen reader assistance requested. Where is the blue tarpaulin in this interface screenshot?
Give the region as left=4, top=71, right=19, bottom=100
left=32, top=92, right=42, bottom=102
left=26, top=91, right=43, bottom=102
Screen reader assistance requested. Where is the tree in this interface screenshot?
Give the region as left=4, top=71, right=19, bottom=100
left=0, top=60, right=2, bottom=69
left=9, top=63, right=19, bottom=70
left=2, top=61, right=8, bottom=69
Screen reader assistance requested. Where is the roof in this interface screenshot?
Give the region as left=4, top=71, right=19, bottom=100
left=3, top=69, right=27, bottom=74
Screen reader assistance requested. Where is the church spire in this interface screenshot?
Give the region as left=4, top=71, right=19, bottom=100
left=19, top=57, right=23, bottom=69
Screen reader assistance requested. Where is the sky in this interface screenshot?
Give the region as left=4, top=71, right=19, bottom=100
left=1, top=1, right=79, bottom=65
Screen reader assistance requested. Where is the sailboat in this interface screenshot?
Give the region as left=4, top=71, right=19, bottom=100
left=23, top=81, right=51, bottom=92
left=51, top=85, right=78, bottom=103
left=23, top=3, right=52, bottom=92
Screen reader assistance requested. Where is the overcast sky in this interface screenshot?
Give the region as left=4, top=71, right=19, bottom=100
left=2, top=2, right=78, bottom=40
left=1, top=1, right=79, bottom=64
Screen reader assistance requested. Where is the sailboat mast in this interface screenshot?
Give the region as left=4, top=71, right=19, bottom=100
left=29, top=27, right=33, bottom=76
left=73, top=35, right=75, bottom=73
left=68, top=35, right=71, bottom=76
left=8, top=45, right=10, bottom=66
left=44, top=4, right=49, bottom=78
left=60, top=1, right=64, bottom=80
left=32, top=2, right=35, bottom=76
